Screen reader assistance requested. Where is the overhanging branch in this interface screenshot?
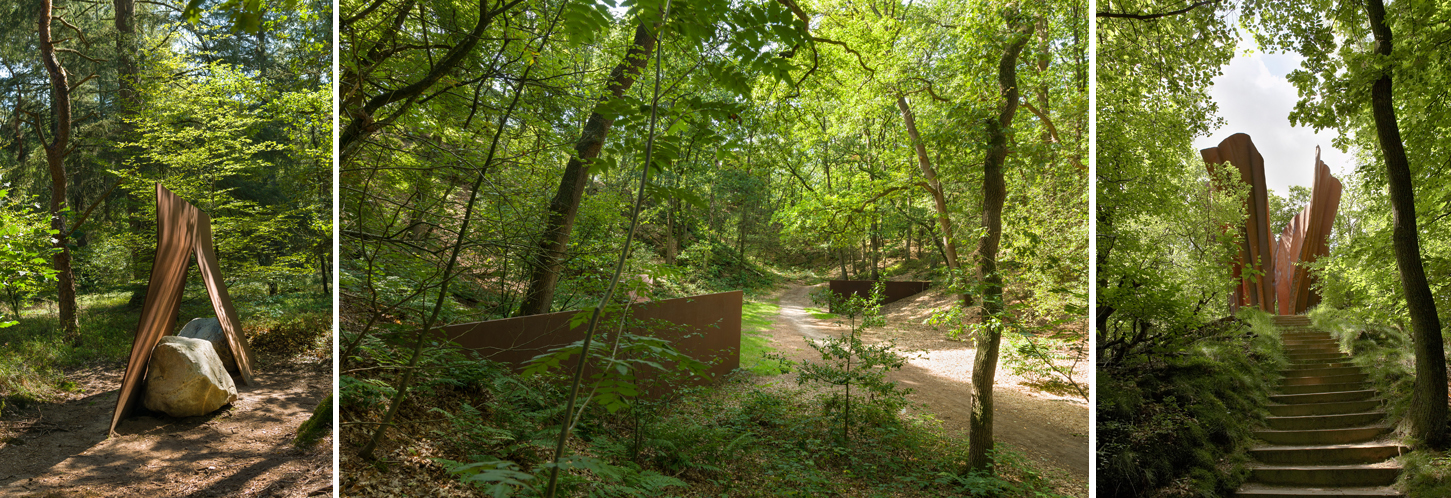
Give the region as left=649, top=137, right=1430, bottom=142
left=1097, top=0, right=1221, bottom=20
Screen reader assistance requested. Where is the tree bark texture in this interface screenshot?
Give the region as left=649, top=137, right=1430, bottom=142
left=967, top=14, right=1032, bottom=473
left=1364, top=0, right=1448, bottom=449
left=896, top=96, right=961, bottom=277
left=518, top=23, right=659, bottom=316
left=37, top=0, right=81, bottom=344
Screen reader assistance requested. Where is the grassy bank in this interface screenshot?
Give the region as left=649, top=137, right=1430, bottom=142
left=1096, top=309, right=1285, bottom=497
left=1307, top=307, right=1449, bottom=496
left=340, top=341, right=1066, bottom=497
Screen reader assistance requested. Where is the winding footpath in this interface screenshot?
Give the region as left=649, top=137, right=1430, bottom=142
left=768, top=285, right=1089, bottom=491
left=1235, top=315, right=1405, bottom=497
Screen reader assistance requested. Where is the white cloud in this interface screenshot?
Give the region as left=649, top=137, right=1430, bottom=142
left=1192, top=44, right=1357, bottom=197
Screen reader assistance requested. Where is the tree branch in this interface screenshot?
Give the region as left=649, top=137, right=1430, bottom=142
left=1097, top=0, right=1221, bottom=20
left=1020, top=100, right=1085, bottom=171
left=61, top=178, right=125, bottom=238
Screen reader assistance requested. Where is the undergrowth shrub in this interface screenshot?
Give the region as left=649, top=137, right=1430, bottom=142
left=1307, top=307, right=1448, bottom=496
left=1308, top=307, right=1415, bottom=423
left=1097, top=308, right=1284, bottom=497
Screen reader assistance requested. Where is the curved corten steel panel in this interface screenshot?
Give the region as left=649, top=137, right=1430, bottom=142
left=1203, top=133, right=1276, bottom=313
left=109, top=184, right=256, bottom=434
left=1288, top=151, right=1341, bottom=314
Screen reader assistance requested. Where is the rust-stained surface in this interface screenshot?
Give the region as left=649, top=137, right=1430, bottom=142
left=1287, top=152, right=1342, bottom=314
left=827, top=280, right=930, bottom=306
left=1203, top=133, right=1276, bottom=313
left=434, top=291, right=742, bottom=386
left=110, top=184, right=257, bottom=434
left=1275, top=209, right=1307, bottom=315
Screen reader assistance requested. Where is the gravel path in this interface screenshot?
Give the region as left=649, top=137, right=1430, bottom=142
left=763, top=284, right=1089, bottom=497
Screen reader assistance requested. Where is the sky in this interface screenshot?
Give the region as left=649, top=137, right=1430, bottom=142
left=1192, top=41, right=1358, bottom=197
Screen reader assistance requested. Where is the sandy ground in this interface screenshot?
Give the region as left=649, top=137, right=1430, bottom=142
left=763, top=284, right=1089, bottom=497
left=0, top=359, right=332, bottom=498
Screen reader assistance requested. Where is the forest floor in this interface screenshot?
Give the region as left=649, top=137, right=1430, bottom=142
left=0, top=356, right=332, bottom=497
left=758, top=283, right=1089, bottom=497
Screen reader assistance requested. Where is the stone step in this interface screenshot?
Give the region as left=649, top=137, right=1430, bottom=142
left=1235, top=483, right=1403, bottom=497
left=1281, top=366, right=1364, bottom=378
left=1267, top=412, right=1386, bottom=431
left=1249, top=443, right=1408, bottom=466
left=1255, top=426, right=1391, bottom=445
left=1287, top=352, right=1351, bottom=361
left=1285, top=361, right=1356, bottom=371
left=1249, top=464, right=1401, bottom=487
left=1281, top=373, right=1369, bottom=387
left=1268, top=399, right=1382, bottom=417
left=1284, top=347, right=1343, bottom=356
left=1270, top=390, right=1378, bottom=405
left=1280, top=382, right=1371, bottom=395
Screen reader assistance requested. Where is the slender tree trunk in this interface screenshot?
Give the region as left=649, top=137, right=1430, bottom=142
left=897, top=97, right=962, bottom=283
left=519, top=22, right=659, bottom=315
left=1365, top=0, right=1447, bottom=449
left=36, top=0, right=80, bottom=345
left=967, top=13, right=1032, bottom=473
left=358, top=4, right=560, bottom=458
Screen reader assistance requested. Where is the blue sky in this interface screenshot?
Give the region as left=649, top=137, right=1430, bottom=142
left=1192, top=41, right=1357, bottom=196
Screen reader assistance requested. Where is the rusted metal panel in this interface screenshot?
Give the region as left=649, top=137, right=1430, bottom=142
left=1203, top=133, right=1276, bottom=313
left=1289, top=153, right=1342, bottom=314
left=110, top=184, right=256, bottom=434
left=827, top=281, right=930, bottom=306
left=434, top=291, right=742, bottom=386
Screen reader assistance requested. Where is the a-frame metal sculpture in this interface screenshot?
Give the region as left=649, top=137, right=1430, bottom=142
left=109, top=184, right=256, bottom=434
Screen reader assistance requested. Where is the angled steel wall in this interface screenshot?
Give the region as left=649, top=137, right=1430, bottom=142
left=110, top=184, right=256, bottom=434
left=433, top=291, right=742, bottom=386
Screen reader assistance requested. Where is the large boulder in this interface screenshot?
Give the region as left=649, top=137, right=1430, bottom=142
left=178, top=317, right=237, bottom=374
left=144, top=336, right=237, bottom=417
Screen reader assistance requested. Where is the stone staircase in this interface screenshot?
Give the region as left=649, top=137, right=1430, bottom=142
left=1235, top=315, right=1406, bottom=497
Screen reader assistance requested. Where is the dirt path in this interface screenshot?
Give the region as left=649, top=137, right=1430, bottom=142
left=0, top=360, right=331, bottom=498
left=766, top=284, right=1089, bottom=496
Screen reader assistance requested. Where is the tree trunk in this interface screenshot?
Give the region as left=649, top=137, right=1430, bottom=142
left=967, top=13, right=1032, bottom=473
left=1364, top=0, right=1447, bottom=449
left=518, top=23, right=659, bottom=315
left=898, top=95, right=966, bottom=298
left=36, top=0, right=80, bottom=345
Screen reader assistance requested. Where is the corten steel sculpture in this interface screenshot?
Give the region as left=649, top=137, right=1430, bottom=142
left=109, top=184, right=256, bottom=434
left=1202, top=133, right=1277, bottom=313
left=1275, top=212, right=1306, bottom=315
left=1276, top=150, right=1341, bottom=315
left=433, top=291, right=742, bottom=389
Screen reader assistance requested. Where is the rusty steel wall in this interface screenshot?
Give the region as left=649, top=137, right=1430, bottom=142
left=827, top=281, right=930, bottom=305
left=110, top=184, right=257, bottom=434
left=434, top=291, right=742, bottom=386
left=1203, top=133, right=1276, bottom=313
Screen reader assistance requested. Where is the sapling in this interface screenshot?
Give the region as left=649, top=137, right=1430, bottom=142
left=793, top=283, right=915, bottom=442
